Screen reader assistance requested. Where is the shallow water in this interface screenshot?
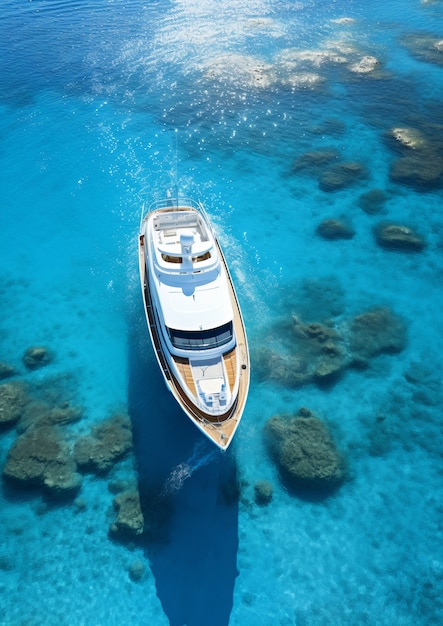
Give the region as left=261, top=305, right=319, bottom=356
left=1, top=0, right=443, bottom=624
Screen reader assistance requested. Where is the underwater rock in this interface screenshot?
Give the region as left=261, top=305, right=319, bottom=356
left=0, top=381, right=29, bottom=427
left=348, top=307, right=407, bottom=361
left=3, top=424, right=82, bottom=496
left=0, top=362, right=16, bottom=380
left=357, top=189, right=388, bottom=214
left=128, top=559, right=146, bottom=582
left=109, top=489, right=144, bottom=539
left=319, top=162, right=368, bottom=191
left=405, top=362, right=440, bottom=387
left=254, top=348, right=309, bottom=388
left=316, top=218, right=355, bottom=240
left=281, top=72, right=324, bottom=90
left=308, top=118, right=346, bottom=138
left=255, top=318, right=347, bottom=388
left=389, top=153, right=443, bottom=189
left=256, top=304, right=408, bottom=389
left=254, top=480, right=273, bottom=505
left=74, top=413, right=133, bottom=474
left=349, top=55, right=380, bottom=74
left=22, top=346, right=53, bottom=370
left=373, top=222, right=426, bottom=251
left=291, top=149, right=340, bottom=174
left=108, top=478, right=133, bottom=495
left=313, top=357, right=345, bottom=383
left=202, top=53, right=275, bottom=89
left=385, top=124, right=443, bottom=189
left=400, top=32, right=443, bottom=68
left=389, top=127, right=429, bottom=151
left=17, top=401, right=83, bottom=433
left=264, top=408, right=346, bottom=493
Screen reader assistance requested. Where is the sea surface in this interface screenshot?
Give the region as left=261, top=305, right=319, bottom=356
left=1, top=1, right=443, bottom=624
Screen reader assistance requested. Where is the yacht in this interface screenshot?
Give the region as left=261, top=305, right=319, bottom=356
left=138, top=198, right=249, bottom=449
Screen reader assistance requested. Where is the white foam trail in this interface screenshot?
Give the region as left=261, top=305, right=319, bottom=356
left=161, top=440, right=218, bottom=495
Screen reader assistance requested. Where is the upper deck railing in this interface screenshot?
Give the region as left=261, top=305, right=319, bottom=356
left=140, top=196, right=207, bottom=228
left=149, top=196, right=201, bottom=211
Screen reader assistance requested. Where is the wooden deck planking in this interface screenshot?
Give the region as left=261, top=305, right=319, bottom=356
left=173, top=356, right=197, bottom=396
left=223, top=348, right=237, bottom=392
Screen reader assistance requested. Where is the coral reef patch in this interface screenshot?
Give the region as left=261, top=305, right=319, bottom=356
left=316, top=218, right=355, bottom=240
left=290, top=149, right=368, bottom=191
left=3, top=424, right=82, bottom=497
left=348, top=308, right=407, bottom=364
left=22, top=346, right=53, bottom=370
left=128, top=559, right=146, bottom=583
left=254, top=480, right=273, bottom=505
left=17, top=401, right=83, bottom=434
left=385, top=125, right=443, bottom=189
left=373, top=222, right=426, bottom=251
left=319, top=161, right=368, bottom=192
left=0, top=362, right=17, bottom=380
left=74, top=414, right=133, bottom=474
left=264, top=408, right=346, bottom=495
left=0, top=381, right=29, bottom=427
left=291, top=149, right=340, bottom=175
left=400, top=32, right=443, bottom=68
left=109, top=488, right=145, bottom=539
left=357, top=189, right=388, bottom=214
left=254, top=306, right=407, bottom=388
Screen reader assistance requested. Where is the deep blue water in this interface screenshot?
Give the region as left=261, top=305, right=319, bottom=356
left=1, top=0, right=443, bottom=624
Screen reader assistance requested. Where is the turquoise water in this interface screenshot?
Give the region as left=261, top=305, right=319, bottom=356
left=1, top=0, right=443, bottom=624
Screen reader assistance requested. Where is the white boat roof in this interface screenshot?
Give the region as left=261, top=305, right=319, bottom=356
left=155, top=272, right=233, bottom=332
left=146, top=207, right=234, bottom=332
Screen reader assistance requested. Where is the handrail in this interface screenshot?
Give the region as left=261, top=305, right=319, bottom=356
left=147, top=197, right=201, bottom=212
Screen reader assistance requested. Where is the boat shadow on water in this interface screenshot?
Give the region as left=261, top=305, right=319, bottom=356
left=128, top=307, right=239, bottom=626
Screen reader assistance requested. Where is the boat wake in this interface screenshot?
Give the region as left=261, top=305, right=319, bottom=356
left=161, top=440, right=218, bottom=496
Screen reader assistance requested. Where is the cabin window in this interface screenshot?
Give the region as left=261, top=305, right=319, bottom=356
left=161, top=251, right=211, bottom=264
left=167, top=322, right=233, bottom=350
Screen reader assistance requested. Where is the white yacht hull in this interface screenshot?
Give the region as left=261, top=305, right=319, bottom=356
left=138, top=199, right=249, bottom=450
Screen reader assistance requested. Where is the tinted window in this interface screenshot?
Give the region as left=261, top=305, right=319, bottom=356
left=167, top=322, right=233, bottom=350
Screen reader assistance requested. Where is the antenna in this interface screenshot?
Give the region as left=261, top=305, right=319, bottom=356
left=173, top=128, right=179, bottom=206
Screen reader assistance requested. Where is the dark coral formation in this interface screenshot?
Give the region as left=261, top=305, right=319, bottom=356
left=264, top=408, right=346, bottom=495
left=319, top=162, right=368, bottom=192
left=291, top=149, right=340, bottom=174
left=0, top=362, right=16, bottom=380
left=74, top=414, right=133, bottom=474
left=348, top=308, right=407, bottom=363
left=3, top=425, right=82, bottom=496
left=386, top=126, right=443, bottom=189
left=255, top=306, right=407, bottom=388
left=109, top=488, right=144, bottom=539
left=254, top=480, right=273, bottom=505
left=357, top=189, right=388, bottom=214
left=22, top=346, right=53, bottom=370
left=0, top=381, right=29, bottom=427
left=128, top=559, right=146, bottom=582
left=390, top=154, right=443, bottom=188
left=308, top=118, right=346, bottom=138
left=373, top=222, right=426, bottom=251
left=17, top=401, right=83, bottom=434
left=400, top=32, right=443, bottom=68
left=255, top=317, right=347, bottom=387
left=290, top=147, right=367, bottom=192
left=316, top=218, right=355, bottom=240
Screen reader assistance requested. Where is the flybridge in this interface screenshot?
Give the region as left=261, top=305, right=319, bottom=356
left=152, top=210, right=219, bottom=277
